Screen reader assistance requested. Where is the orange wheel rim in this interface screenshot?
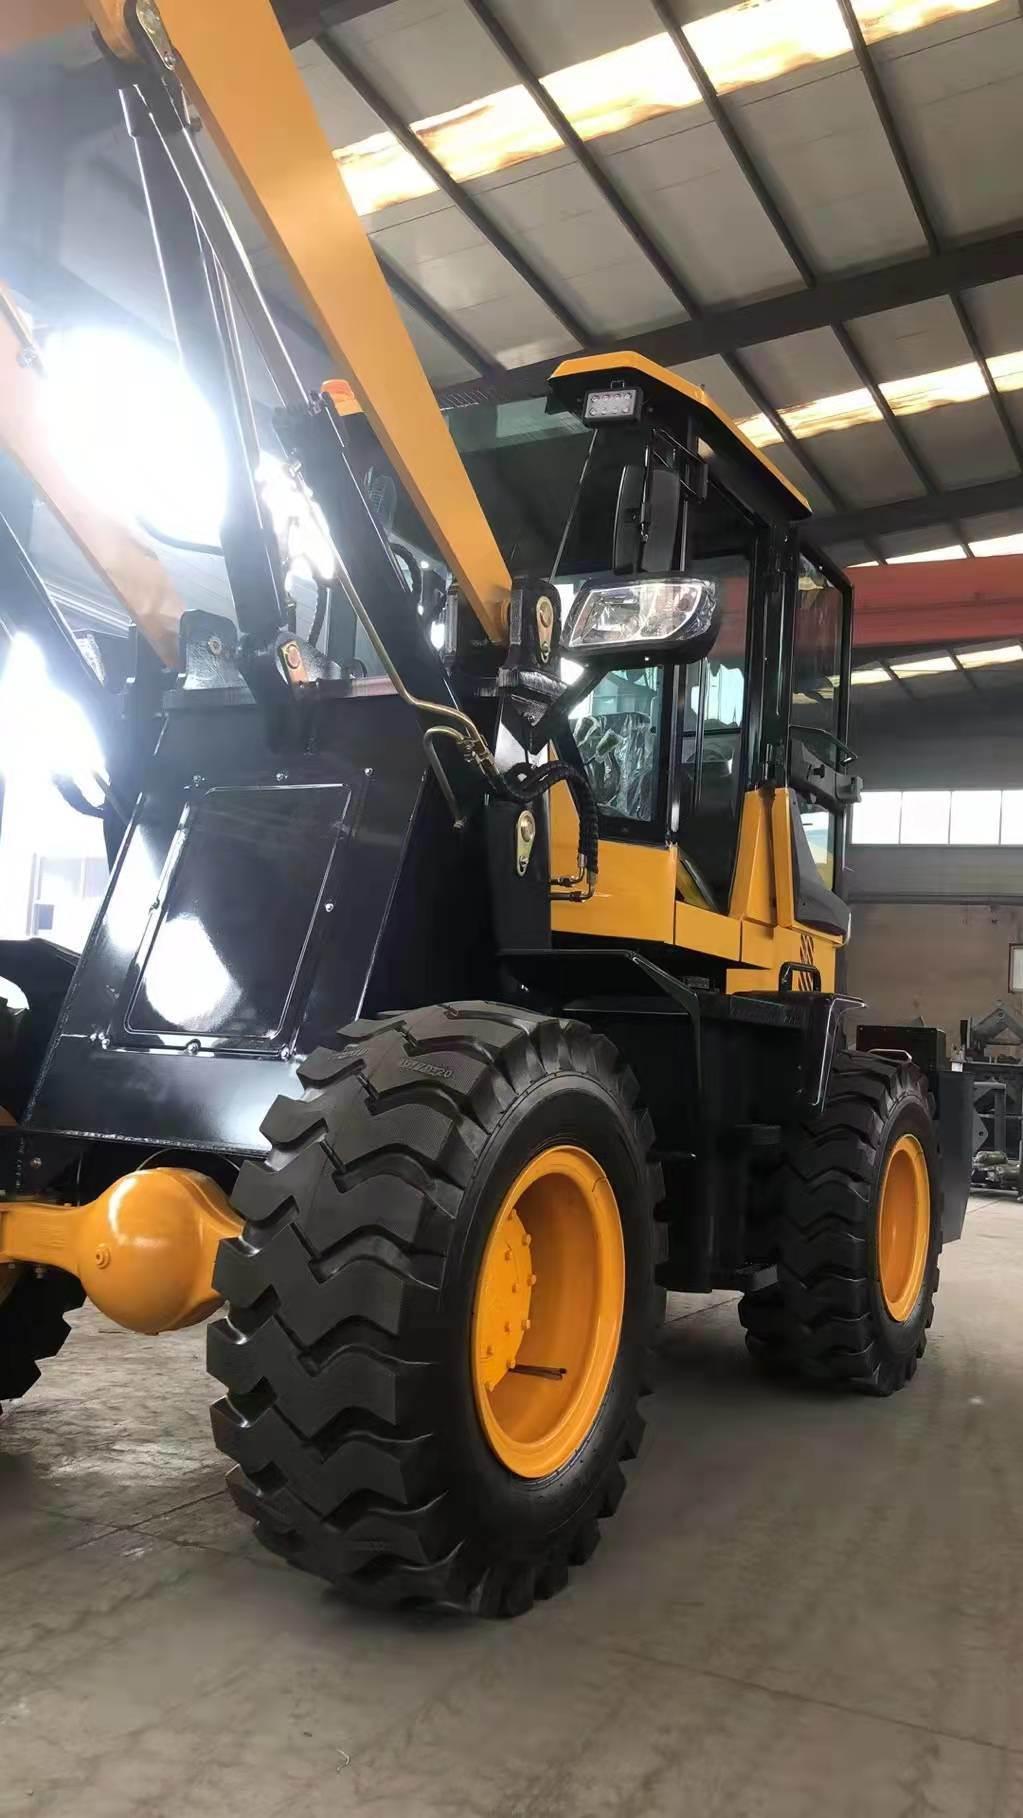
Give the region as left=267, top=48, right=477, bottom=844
left=878, top=1133, right=931, bottom=1321
left=471, top=1145, right=625, bottom=1479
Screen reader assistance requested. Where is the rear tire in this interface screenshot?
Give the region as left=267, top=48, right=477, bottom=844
left=739, top=1051, right=941, bottom=1395
left=208, top=1002, right=664, bottom=1616
left=0, top=1267, right=83, bottom=1409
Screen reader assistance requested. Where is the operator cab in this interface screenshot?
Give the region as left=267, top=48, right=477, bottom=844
left=542, top=355, right=854, bottom=936
left=337, top=350, right=858, bottom=970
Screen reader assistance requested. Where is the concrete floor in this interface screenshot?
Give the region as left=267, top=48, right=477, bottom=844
left=2, top=1197, right=1023, bottom=1817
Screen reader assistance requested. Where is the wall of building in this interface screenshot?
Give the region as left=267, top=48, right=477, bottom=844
left=846, top=901, right=1023, bottom=1040
left=846, top=686, right=1023, bottom=1039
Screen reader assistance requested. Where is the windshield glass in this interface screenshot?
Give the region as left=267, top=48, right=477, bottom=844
left=448, top=397, right=590, bottom=576
left=341, top=394, right=589, bottom=584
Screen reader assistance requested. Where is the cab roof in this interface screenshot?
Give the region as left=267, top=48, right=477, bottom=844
left=547, top=352, right=811, bottom=523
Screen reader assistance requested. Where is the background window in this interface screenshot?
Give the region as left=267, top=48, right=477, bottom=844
left=899, top=792, right=951, bottom=844
left=851, top=792, right=902, bottom=844
left=950, top=791, right=1001, bottom=845
left=1011, top=946, right=1023, bottom=993
left=1001, top=793, right=1023, bottom=845
left=853, top=789, right=1023, bottom=846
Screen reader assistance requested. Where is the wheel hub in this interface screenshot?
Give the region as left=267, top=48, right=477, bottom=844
left=473, top=1203, right=535, bottom=1392
left=471, top=1145, right=625, bottom=1480
left=878, top=1132, right=931, bottom=1322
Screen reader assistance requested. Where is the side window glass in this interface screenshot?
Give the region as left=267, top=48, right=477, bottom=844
left=568, top=668, right=663, bottom=825
left=800, top=806, right=836, bottom=889
left=676, top=556, right=751, bottom=905
left=792, top=559, right=846, bottom=890
left=792, top=559, right=842, bottom=737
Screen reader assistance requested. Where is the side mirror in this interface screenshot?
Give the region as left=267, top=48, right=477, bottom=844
left=562, top=574, right=719, bottom=671
left=611, top=463, right=683, bottom=574
left=612, top=463, right=645, bottom=572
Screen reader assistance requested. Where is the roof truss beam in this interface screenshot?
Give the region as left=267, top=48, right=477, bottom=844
left=814, top=473, right=1023, bottom=547
left=436, top=229, right=1023, bottom=405
left=315, top=31, right=591, bottom=349
left=461, top=0, right=848, bottom=514
left=650, top=0, right=957, bottom=556
left=834, top=0, right=1023, bottom=479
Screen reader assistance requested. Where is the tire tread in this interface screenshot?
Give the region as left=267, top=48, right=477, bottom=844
left=739, top=1050, right=941, bottom=1396
left=209, top=1001, right=664, bottom=1615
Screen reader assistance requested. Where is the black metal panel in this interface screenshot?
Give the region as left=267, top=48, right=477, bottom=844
left=30, top=1044, right=301, bottom=1156
left=124, top=782, right=352, bottom=1041
left=26, top=691, right=432, bottom=1152
left=362, top=770, right=499, bottom=1014
left=0, top=939, right=77, bottom=1121
left=937, top=1070, right=973, bottom=1242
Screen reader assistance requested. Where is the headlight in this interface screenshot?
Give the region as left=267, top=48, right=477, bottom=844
left=564, top=576, right=717, bottom=657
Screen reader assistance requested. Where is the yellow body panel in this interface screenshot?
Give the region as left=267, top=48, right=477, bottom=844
left=729, top=790, right=776, bottom=926
left=553, top=777, right=842, bottom=990
left=551, top=838, right=679, bottom=944
left=149, top=0, right=512, bottom=642
left=550, top=779, right=675, bottom=941
left=675, top=900, right=741, bottom=962
left=770, top=787, right=797, bottom=930
left=727, top=931, right=838, bottom=995
left=550, top=351, right=810, bottom=514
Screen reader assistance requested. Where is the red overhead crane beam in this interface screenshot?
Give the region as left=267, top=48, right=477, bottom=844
left=851, top=556, right=1023, bottom=651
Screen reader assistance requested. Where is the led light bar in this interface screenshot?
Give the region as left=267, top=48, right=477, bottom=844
left=583, top=387, right=643, bottom=424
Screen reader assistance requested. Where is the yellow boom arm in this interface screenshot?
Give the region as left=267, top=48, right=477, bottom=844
left=76, top=0, right=514, bottom=642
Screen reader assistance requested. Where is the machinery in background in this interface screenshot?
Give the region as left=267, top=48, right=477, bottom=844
left=962, top=1004, right=1023, bottom=1196
left=0, top=0, right=974, bottom=1621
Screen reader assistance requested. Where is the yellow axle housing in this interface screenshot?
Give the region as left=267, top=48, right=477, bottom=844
left=0, top=1168, right=241, bottom=1334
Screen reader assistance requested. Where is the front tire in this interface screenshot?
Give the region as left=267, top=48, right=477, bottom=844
left=208, top=1002, right=664, bottom=1616
left=739, top=1051, right=941, bottom=1395
left=0, top=1266, right=83, bottom=1409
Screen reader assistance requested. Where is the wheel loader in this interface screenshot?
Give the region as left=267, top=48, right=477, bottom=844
left=0, top=0, right=972, bottom=1617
